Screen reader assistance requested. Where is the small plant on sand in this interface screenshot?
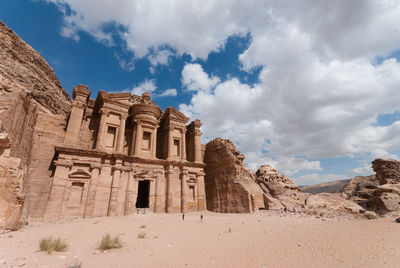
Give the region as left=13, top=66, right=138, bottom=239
left=137, top=232, right=147, bottom=239
left=66, top=264, right=81, bottom=268
left=97, top=234, right=122, bottom=251
left=39, top=237, right=68, bottom=254
left=139, top=225, right=146, bottom=228
left=39, top=237, right=53, bottom=254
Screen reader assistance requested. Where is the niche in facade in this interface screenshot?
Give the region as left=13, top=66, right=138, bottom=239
left=105, top=126, right=117, bottom=148
left=68, top=182, right=84, bottom=208
left=142, top=131, right=151, bottom=150
left=173, top=139, right=180, bottom=156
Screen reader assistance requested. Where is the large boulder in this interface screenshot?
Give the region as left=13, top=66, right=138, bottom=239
left=204, top=138, right=266, bottom=213
left=344, top=159, right=400, bottom=215
left=372, top=158, right=400, bottom=185
left=342, top=175, right=379, bottom=209
left=255, top=165, right=309, bottom=210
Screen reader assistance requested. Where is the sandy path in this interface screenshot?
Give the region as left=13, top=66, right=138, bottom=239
left=0, top=212, right=399, bottom=268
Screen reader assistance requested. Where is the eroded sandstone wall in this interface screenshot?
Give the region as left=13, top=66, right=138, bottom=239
left=204, top=138, right=265, bottom=213
left=0, top=20, right=71, bottom=224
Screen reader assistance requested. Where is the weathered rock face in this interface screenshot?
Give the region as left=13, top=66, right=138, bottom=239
left=342, top=175, right=379, bottom=209
left=255, top=165, right=309, bottom=210
left=204, top=138, right=266, bottom=213
left=0, top=20, right=71, bottom=226
left=372, top=158, right=400, bottom=185
left=0, top=131, right=25, bottom=230
left=344, top=159, right=400, bottom=215
left=0, top=20, right=70, bottom=115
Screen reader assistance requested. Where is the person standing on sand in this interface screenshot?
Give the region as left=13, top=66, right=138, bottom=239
left=182, top=213, right=185, bottom=220
left=200, top=214, right=203, bottom=222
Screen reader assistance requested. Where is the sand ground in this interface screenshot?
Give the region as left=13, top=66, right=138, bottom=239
left=0, top=212, right=399, bottom=268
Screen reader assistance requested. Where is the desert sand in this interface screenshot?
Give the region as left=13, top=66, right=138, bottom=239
left=0, top=212, right=399, bottom=268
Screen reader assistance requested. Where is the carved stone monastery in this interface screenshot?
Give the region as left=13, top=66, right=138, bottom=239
left=0, top=20, right=267, bottom=230
left=45, top=85, right=206, bottom=219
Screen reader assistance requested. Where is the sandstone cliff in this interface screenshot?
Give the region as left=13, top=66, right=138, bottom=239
left=204, top=138, right=266, bottom=213
left=0, top=20, right=71, bottom=226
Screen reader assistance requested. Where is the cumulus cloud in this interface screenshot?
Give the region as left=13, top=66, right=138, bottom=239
left=131, top=79, right=156, bottom=95
left=159, top=88, right=177, bottom=97
left=181, top=63, right=220, bottom=93
left=46, top=0, right=400, bottom=182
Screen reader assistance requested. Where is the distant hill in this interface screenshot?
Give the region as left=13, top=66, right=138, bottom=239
left=299, top=179, right=350, bottom=194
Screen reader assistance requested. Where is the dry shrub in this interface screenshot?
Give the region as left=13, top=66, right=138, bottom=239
left=98, top=234, right=122, bottom=251
left=66, top=264, right=81, bottom=268
left=39, top=237, right=68, bottom=254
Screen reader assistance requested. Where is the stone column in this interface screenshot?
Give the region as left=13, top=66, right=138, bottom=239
left=151, top=128, right=157, bottom=158
left=134, top=121, right=142, bottom=157
left=167, top=127, right=173, bottom=159
left=130, top=121, right=137, bottom=156
left=153, top=170, right=164, bottom=213
left=197, top=172, right=206, bottom=211
left=181, top=170, right=188, bottom=213
left=116, top=114, right=127, bottom=153
left=124, top=169, right=135, bottom=215
left=64, top=101, right=85, bottom=146
left=44, top=160, right=72, bottom=219
left=194, top=129, right=202, bottom=163
left=83, top=164, right=101, bottom=218
left=166, top=167, right=173, bottom=213
left=108, top=164, right=122, bottom=216
left=96, top=109, right=109, bottom=149
left=181, top=128, right=186, bottom=160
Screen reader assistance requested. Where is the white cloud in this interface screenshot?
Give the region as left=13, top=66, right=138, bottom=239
left=159, top=88, right=177, bottom=97
left=60, top=26, right=79, bottom=41
left=47, top=0, right=400, bottom=179
left=131, top=79, right=157, bottom=95
left=148, top=49, right=173, bottom=67
left=181, top=64, right=219, bottom=93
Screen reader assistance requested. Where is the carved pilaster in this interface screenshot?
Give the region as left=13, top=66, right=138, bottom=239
left=96, top=108, right=110, bottom=149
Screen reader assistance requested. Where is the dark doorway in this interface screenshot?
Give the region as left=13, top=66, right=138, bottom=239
left=136, top=180, right=150, bottom=208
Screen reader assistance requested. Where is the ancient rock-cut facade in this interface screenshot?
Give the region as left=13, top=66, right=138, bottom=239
left=45, top=85, right=206, bottom=219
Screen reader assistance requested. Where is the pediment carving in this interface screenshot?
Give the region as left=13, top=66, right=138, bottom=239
left=69, top=169, right=91, bottom=179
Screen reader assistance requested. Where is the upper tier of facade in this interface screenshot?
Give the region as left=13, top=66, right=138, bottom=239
left=63, top=84, right=203, bottom=163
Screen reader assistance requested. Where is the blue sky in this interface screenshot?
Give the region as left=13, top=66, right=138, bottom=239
left=1, top=0, right=400, bottom=185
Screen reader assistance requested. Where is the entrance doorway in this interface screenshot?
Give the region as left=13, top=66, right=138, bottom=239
left=136, top=180, right=150, bottom=208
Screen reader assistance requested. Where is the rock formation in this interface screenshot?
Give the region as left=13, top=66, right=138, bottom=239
left=0, top=19, right=71, bottom=227
left=372, top=158, right=400, bottom=185
left=0, top=130, right=25, bottom=230
left=254, top=165, right=368, bottom=218
left=342, top=175, right=378, bottom=209
left=204, top=138, right=265, bottom=213
left=255, top=165, right=309, bottom=210
left=344, top=159, right=400, bottom=215
left=371, top=159, right=400, bottom=214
